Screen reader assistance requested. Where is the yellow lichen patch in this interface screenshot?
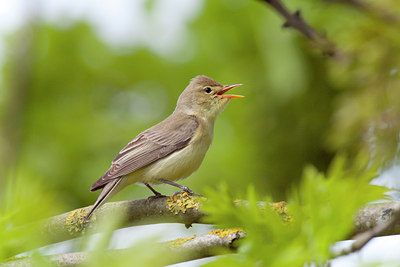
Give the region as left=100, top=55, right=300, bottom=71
left=65, top=208, right=95, bottom=234
left=169, top=235, right=196, bottom=248
left=208, top=228, right=243, bottom=240
left=269, top=201, right=292, bottom=223
left=269, top=201, right=287, bottom=213
left=167, top=192, right=202, bottom=215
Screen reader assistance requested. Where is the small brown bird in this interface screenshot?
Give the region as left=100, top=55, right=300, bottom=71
left=85, top=75, right=243, bottom=220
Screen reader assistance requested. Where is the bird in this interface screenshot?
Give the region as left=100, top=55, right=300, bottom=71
left=85, top=75, right=243, bottom=221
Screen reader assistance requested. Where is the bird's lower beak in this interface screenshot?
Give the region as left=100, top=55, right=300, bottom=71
left=217, top=84, right=244, bottom=99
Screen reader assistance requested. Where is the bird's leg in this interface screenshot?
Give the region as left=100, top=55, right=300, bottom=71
left=145, top=183, right=166, bottom=198
left=156, top=179, right=201, bottom=196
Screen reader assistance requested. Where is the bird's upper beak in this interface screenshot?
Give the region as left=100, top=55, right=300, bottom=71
left=217, top=84, right=244, bottom=99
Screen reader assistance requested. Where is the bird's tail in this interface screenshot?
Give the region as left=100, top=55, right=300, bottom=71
left=84, top=178, right=122, bottom=222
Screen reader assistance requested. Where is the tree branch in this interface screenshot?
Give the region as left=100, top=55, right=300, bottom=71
left=334, top=202, right=400, bottom=256
left=4, top=229, right=245, bottom=266
left=37, top=196, right=400, bottom=247
left=260, top=0, right=339, bottom=57
left=40, top=193, right=206, bottom=246
left=325, top=0, right=400, bottom=23
left=12, top=190, right=400, bottom=261
left=353, top=201, right=400, bottom=235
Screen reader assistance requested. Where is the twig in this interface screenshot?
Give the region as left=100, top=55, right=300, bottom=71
left=260, top=0, right=339, bottom=57
left=336, top=202, right=400, bottom=256
left=353, top=201, right=400, bottom=235
left=169, top=228, right=245, bottom=251
left=3, top=229, right=245, bottom=266
left=2, top=252, right=89, bottom=267
left=325, top=0, right=400, bottom=23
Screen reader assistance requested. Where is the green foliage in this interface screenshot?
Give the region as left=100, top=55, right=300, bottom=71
left=202, top=156, right=386, bottom=266
left=0, top=169, right=65, bottom=260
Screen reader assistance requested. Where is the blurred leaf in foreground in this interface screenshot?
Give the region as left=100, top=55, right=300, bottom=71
left=0, top=169, right=65, bottom=260
left=202, top=155, right=386, bottom=266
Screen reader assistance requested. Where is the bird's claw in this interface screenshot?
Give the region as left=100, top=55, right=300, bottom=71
left=147, top=193, right=167, bottom=200
left=172, top=187, right=202, bottom=198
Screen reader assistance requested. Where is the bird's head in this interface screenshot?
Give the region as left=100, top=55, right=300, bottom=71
left=175, top=75, right=243, bottom=121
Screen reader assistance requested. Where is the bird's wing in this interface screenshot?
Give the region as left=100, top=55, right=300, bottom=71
left=90, top=116, right=199, bottom=191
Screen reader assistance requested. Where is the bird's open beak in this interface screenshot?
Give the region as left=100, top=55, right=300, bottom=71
left=217, top=84, right=244, bottom=99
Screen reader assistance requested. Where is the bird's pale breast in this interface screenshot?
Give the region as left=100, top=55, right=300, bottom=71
left=124, top=120, right=213, bottom=185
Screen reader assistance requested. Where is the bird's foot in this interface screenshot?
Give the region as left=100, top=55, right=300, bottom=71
left=155, top=179, right=202, bottom=197
left=145, top=183, right=166, bottom=200
left=172, top=187, right=202, bottom=198
left=147, top=192, right=167, bottom=200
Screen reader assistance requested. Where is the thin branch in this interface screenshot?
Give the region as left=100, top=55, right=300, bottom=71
left=3, top=253, right=89, bottom=267
left=325, top=0, right=400, bottom=23
left=353, top=201, right=400, bottom=235
left=260, top=0, right=339, bottom=57
left=3, top=229, right=245, bottom=266
left=336, top=202, right=400, bottom=256
left=169, top=228, right=245, bottom=250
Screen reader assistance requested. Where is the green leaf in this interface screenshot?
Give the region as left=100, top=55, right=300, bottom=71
left=203, top=155, right=386, bottom=266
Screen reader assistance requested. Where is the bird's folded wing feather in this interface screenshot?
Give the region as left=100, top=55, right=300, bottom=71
left=90, top=115, right=199, bottom=191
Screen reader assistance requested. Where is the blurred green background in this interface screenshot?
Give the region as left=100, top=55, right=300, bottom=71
left=1, top=0, right=399, bottom=217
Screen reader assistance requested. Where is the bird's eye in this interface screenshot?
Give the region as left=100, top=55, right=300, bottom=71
left=204, top=87, right=212, bottom=94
